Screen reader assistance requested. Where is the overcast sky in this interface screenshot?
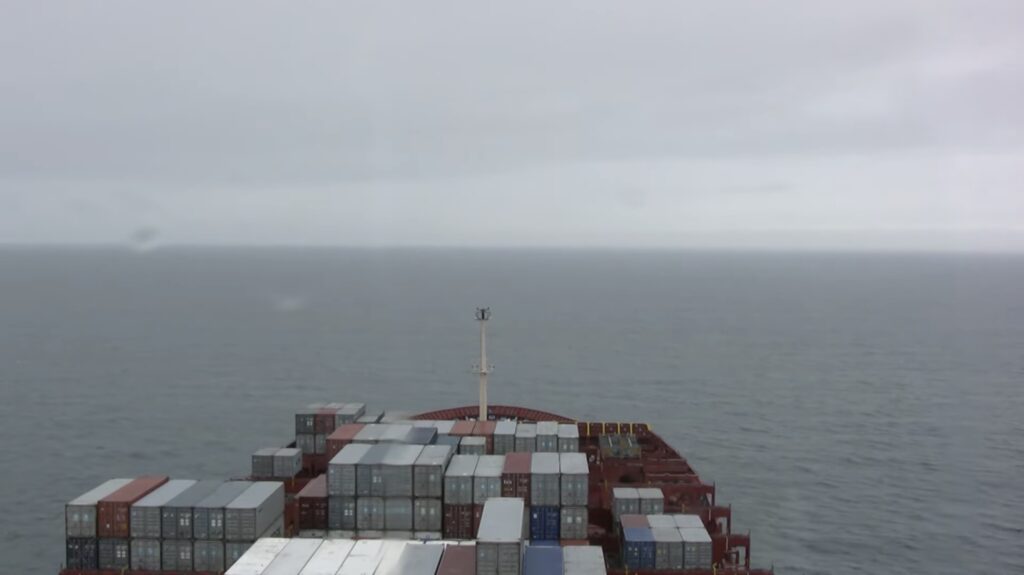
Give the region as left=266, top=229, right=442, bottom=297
left=1, top=1, right=1022, bottom=251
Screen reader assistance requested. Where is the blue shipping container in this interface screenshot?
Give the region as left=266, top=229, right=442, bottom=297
left=530, top=506, right=561, bottom=541
left=623, top=527, right=656, bottom=570
left=531, top=540, right=561, bottom=547
left=523, top=546, right=564, bottom=575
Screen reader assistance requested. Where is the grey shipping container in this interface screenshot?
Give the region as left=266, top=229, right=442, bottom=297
left=559, top=453, right=589, bottom=506
left=433, top=420, right=455, bottom=435
left=274, top=448, right=303, bottom=479
left=335, top=403, right=367, bottom=426
left=673, top=514, right=705, bottom=530
left=354, top=424, right=388, bottom=444
left=404, top=427, right=438, bottom=445
left=328, top=496, right=357, bottom=530
left=530, top=453, right=561, bottom=507
left=535, top=421, right=559, bottom=452
left=315, top=433, right=327, bottom=454
left=563, top=546, right=606, bottom=575
left=296, top=405, right=322, bottom=434
left=381, top=424, right=414, bottom=443
left=492, top=421, right=517, bottom=455
left=652, top=527, right=684, bottom=570
left=476, top=498, right=525, bottom=575
left=130, top=538, right=162, bottom=571
left=647, top=514, right=676, bottom=529
left=193, top=481, right=253, bottom=540
left=514, top=423, right=537, bottom=452
left=473, top=455, right=505, bottom=505
left=357, top=410, right=383, bottom=424
left=560, top=506, right=588, bottom=540
left=443, top=455, right=480, bottom=505
left=225, top=481, right=286, bottom=542
left=161, top=480, right=225, bottom=540
left=65, top=478, right=132, bottom=538
left=252, top=447, right=279, bottom=477
left=382, top=444, right=424, bottom=497
left=226, top=515, right=286, bottom=568
left=356, top=497, right=385, bottom=530
left=557, top=424, right=580, bottom=453
left=356, top=444, right=391, bottom=497
left=637, top=488, right=664, bottom=515
left=414, top=498, right=443, bottom=532
left=97, top=538, right=130, bottom=570
left=384, top=497, right=413, bottom=530
left=162, top=538, right=194, bottom=571
left=679, top=527, right=713, bottom=569
left=611, top=487, right=640, bottom=520
left=130, top=479, right=196, bottom=539
left=414, top=445, right=453, bottom=498
left=193, top=539, right=226, bottom=572
left=459, top=436, right=486, bottom=455
left=65, top=537, right=99, bottom=570
left=435, top=434, right=461, bottom=448
left=296, top=433, right=317, bottom=454
left=328, top=443, right=372, bottom=496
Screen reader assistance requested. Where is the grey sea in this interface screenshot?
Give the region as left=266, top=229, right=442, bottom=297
left=1, top=248, right=1022, bottom=574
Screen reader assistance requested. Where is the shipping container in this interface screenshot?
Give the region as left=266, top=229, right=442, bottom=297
left=598, top=435, right=640, bottom=459
left=296, top=433, right=317, bottom=454
left=562, top=545, right=606, bottom=575
left=619, top=514, right=649, bottom=529
left=252, top=447, right=279, bottom=477
left=380, top=410, right=414, bottom=423
left=459, top=436, right=487, bottom=455
left=262, top=538, right=323, bottom=575
left=161, top=538, right=194, bottom=571
left=225, top=537, right=290, bottom=575
left=193, top=539, right=226, bottom=572
left=536, top=422, right=559, bottom=452
left=450, top=420, right=476, bottom=437
left=335, top=403, right=367, bottom=426
left=678, top=527, right=713, bottom=569
left=328, top=443, right=372, bottom=497
left=672, top=513, right=705, bottom=530
left=611, top=487, right=639, bottom=520
left=161, top=479, right=224, bottom=539
left=128, top=479, right=196, bottom=540
left=492, top=421, right=517, bottom=455
left=414, top=498, right=443, bottom=532
left=328, top=496, right=357, bottom=530
left=274, top=448, right=303, bottom=479
left=338, top=539, right=386, bottom=575
left=530, top=453, right=560, bottom=507
left=299, top=539, right=355, bottom=575
left=382, top=444, right=424, bottom=496
left=476, top=498, right=526, bottom=575
left=557, top=424, right=580, bottom=453
left=434, top=420, right=456, bottom=435
left=560, top=506, right=588, bottom=540
left=473, top=455, right=505, bottom=504
left=193, top=481, right=253, bottom=540
left=437, top=545, right=476, bottom=575
left=65, top=478, right=132, bottom=538
left=97, top=537, right=130, bottom=570
left=523, top=545, right=562, bottom=575
left=622, top=527, right=656, bottom=570
left=472, top=421, right=497, bottom=453
left=405, top=426, right=439, bottom=445
left=414, top=445, right=454, bottom=498
left=443, top=504, right=476, bottom=540
left=559, top=453, right=589, bottom=507
left=385, top=497, right=414, bottom=530
left=380, top=424, right=414, bottom=443
left=652, top=527, right=684, bottom=570
left=298, top=475, right=328, bottom=531
left=379, top=541, right=444, bottom=575
left=501, top=452, right=532, bottom=501
left=357, top=410, right=383, bottom=424
left=315, top=407, right=338, bottom=435
left=515, top=423, right=538, bottom=452
left=65, top=537, right=99, bottom=570
left=315, top=433, right=327, bottom=454
left=646, top=514, right=676, bottom=529
left=226, top=541, right=256, bottom=569
left=225, top=482, right=285, bottom=542
left=327, top=423, right=366, bottom=460
left=637, top=487, right=664, bottom=515
left=296, top=405, right=322, bottom=434
left=444, top=455, right=480, bottom=505
left=355, top=424, right=389, bottom=445
left=530, top=506, right=560, bottom=541
left=356, top=444, right=391, bottom=497
left=357, top=497, right=385, bottom=530
left=96, top=475, right=169, bottom=538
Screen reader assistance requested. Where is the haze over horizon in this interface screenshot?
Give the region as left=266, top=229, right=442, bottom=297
left=2, top=1, right=1023, bottom=252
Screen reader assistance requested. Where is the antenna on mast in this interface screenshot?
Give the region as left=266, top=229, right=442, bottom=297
left=475, top=307, right=492, bottom=420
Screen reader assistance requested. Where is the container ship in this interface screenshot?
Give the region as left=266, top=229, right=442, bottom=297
left=60, top=309, right=771, bottom=575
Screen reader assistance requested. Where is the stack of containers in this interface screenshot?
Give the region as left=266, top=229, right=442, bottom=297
left=611, top=487, right=639, bottom=522
left=529, top=453, right=560, bottom=541
left=472, top=455, right=505, bottom=528
left=460, top=436, right=487, bottom=455
left=535, top=422, right=559, bottom=452
left=353, top=424, right=388, bottom=445
left=492, top=421, right=517, bottom=455
left=191, top=481, right=254, bottom=572
left=622, top=527, right=656, bottom=571
left=326, top=424, right=365, bottom=460
left=557, top=424, right=580, bottom=452
left=326, top=444, right=370, bottom=533
left=637, top=487, right=665, bottom=515
left=65, top=478, right=132, bottom=570
left=96, top=476, right=170, bottom=571
left=436, top=544, right=477, bottom=575
left=472, top=421, right=496, bottom=453
left=129, top=479, right=197, bottom=571
left=523, top=545, right=562, bottom=575
left=295, top=403, right=323, bottom=455
left=515, top=423, right=537, bottom=452
left=442, top=454, right=479, bottom=539
left=476, top=498, right=526, bottom=575
left=677, top=524, right=713, bottom=570
left=559, top=453, right=589, bottom=541
left=651, top=527, right=684, bottom=571
left=252, top=448, right=303, bottom=479
left=381, top=444, right=424, bottom=534
left=224, top=538, right=290, bottom=575
left=562, top=546, right=607, bottom=575
left=222, top=482, right=286, bottom=568
left=500, top=453, right=532, bottom=501
left=413, top=445, right=454, bottom=538
left=297, top=475, right=328, bottom=535
left=355, top=445, right=390, bottom=533
left=160, top=480, right=226, bottom=570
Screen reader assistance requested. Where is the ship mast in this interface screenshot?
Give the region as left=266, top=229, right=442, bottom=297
left=475, top=307, right=491, bottom=420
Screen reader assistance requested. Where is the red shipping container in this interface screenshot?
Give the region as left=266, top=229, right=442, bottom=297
left=442, top=504, right=475, bottom=540
left=326, top=423, right=365, bottom=460
left=472, top=503, right=484, bottom=536
left=96, top=476, right=168, bottom=538
left=314, top=408, right=338, bottom=434
left=471, top=421, right=496, bottom=453
left=297, top=475, right=328, bottom=530
left=436, top=545, right=476, bottom=575
left=620, top=514, right=650, bottom=529
left=449, top=421, right=476, bottom=437
left=501, top=452, right=532, bottom=502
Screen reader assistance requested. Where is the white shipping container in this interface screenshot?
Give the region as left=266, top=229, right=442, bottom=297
left=338, top=540, right=386, bottom=575
left=225, top=538, right=290, bottom=575
left=299, top=539, right=355, bottom=575
left=473, top=455, right=506, bottom=504
left=261, top=538, right=323, bottom=575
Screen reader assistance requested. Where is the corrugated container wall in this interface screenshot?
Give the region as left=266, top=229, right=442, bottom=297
left=560, top=506, right=588, bottom=540
left=384, top=497, right=413, bottom=530
left=414, top=445, right=453, bottom=498
left=328, top=443, right=372, bottom=497
left=443, top=455, right=480, bottom=505
left=437, top=544, right=476, bottom=575
left=96, top=476, right=169, bottom=538
left=501, top=453, right=532, bottom=501
left=129, top=479, right=196, bottom=539
left=557, top=424, right=580, bottom=452
left=193, top=481, right=252, bottom=540
left=262, top=538, right=323, bottom=575
left=530, top=453, right=560, bottom=507
left=129, top=538, right=162, bottom=571
left=535, top=421, right=559, bottom=452
left=476, top=498, right=526, bottom=575
left=381, top=445, right=423, bottom=497
left=611, top=487, right=639, bottom=520
left=252, top=448, right=279, bottom=478
left=297, top=475, right=328, bottom=531
left=356, top=445, right=391, bottom=497
left=225, top=482, right=285, bottom=542
left=97, top=538, right=130, bottom=570
left=225, top=537, right=290, bottom=575
left=415, top=498, right=443, bottom=532
left=523, top=546, right=562, bottom=575
left=559, top=453, right=589, bottom=507
left=492, top=421, right=517, bottom=455
left=473, top=455, right=505, bottom=505
left=652, top=527, right=684, bottom=571
left=562, top=546, right=607, bottom=575
left=637, top=487, right=665, bottom=515
left=161, top=480, right=224, bottom=540
left=459, top=436, right=487, bottom=455
left=328, top=496, right=357, bottom=530
left=192, top=539, right=226, bottom=572
left=66, top=478, right=132, bottom=539
left=273, top=448, right=303, bottom=479
left=357, top=497, right=385, bottom=530
left=515, top=423, right=537, bottom=452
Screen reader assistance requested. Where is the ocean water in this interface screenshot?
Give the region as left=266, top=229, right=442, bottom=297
left=1, top=248, right=1021, bottom=574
